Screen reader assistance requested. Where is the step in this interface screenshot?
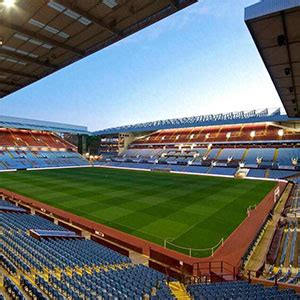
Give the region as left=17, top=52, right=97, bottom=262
left=169, top=281, right=191, bottom=300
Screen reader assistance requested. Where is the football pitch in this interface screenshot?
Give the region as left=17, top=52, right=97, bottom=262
left=0, top=167, right=276, bottom=257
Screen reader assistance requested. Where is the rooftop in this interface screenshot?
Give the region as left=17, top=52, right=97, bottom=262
left=245, top=0, right=300, bottom=117
left=93, top=107, right=300, bottom=135
left=0, top=115, right=88, bottom=134
left=0, top=0, right=197, bottom=98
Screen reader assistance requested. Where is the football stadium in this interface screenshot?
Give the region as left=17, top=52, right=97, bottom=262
left=1, top=0, right=300, bottom=299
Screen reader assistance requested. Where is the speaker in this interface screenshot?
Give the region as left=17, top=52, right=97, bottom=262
left=284, top=68, right=290, bottom=76
left=277, top=34, right=286, bottom=46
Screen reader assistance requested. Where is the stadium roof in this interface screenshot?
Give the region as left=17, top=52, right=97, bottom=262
left=245, top=0, right=300, bottom=118
left=0, top=0, right=197, bottom=98
left=93, top=107, right=300, bottom=135
left=0, top=115, right=88, bottom=134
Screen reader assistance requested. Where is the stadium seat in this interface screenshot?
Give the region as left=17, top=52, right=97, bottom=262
left=1, top=200, right=175, bottom=299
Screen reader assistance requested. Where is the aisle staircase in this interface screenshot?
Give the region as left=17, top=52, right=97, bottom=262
left=215, top=148, right=223, bottom=160
left=273, top=148, right=279, bottom=162
left=265, top=169, right=270, bottom=178
left=6, top=150, right=14, bottom=159
left=169, top=281, right=191, bottom=299
left=242, top=148, right=249, bottom=161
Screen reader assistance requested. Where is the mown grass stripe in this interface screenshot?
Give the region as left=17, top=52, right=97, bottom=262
left=0, top=167, right=275, bottom=257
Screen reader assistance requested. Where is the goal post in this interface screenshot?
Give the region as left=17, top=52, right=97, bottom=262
left=164, top=238, right=224, bottom=258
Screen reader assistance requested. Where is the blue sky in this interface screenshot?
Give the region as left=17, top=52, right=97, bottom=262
left=0, top=0, right=281, bottom=131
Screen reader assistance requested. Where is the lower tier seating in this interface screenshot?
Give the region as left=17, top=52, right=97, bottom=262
left=207, top=167, right=237, bottom=176
left=187, top=281, right=298, bottom=299
left=97, top=144, right=300, bottom=179
left=1, top=201, right=299, bottom=298
left=247, top=169, right=266, bottom=178
left=0, top=201, right=175, bottom=299
left=94, top=160, right=298, bottom=180
left=260, top=184, right=300, bottom=285
left=3, top=276, right=26, bottom=300
left=0, top=149, right=89, bottom=170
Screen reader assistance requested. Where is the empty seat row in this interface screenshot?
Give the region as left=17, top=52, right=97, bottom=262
left=187, top=281, right=298, bottom=299
left=1, top=200, right=175, bottom=299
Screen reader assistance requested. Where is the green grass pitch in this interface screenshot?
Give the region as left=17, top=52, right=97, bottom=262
left=0, top=167, right=276, bottom=257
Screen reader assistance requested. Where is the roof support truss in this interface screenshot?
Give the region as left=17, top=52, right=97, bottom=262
left=0, top=48, right=58, bottom=69
left=0, top=88, right=10, bottom=94
left=55, top=0, right=122, bottom=37
left=0, top=20, right=84, bottom=56
left=268, top=61, right=300, bottom=68
left=0, top=80, right=23, bottom=87
left=262, top=40, right=300, bottom=50
left=281, top=11, right=298, bottom=114
left=168, top=0, right=180, bottom=9
left=0, top=67, right=38, bottom=80
left=275, top=75, right=300, bottom=80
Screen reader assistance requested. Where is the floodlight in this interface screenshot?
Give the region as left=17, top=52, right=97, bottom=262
left=102, top=0, right=117, bottom=8
left=278, top=129, right=284, bottom=137
left=3, top=0, right=15, bottom=8
left=250, top=131, right=256, bottom=138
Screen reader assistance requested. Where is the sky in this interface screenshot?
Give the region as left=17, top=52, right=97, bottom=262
left=0, top=0, right=282, bottom=131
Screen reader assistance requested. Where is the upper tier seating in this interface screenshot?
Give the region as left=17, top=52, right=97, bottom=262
left=0, top=128, right=74, bottom=149
left=132, top=123, right=300, bottom=145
